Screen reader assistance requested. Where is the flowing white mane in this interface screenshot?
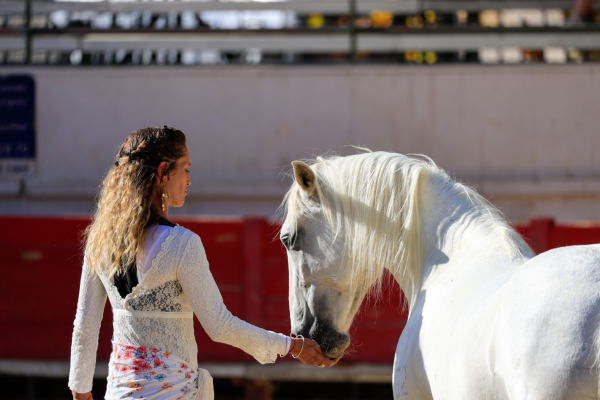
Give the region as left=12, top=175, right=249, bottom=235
left=281, top=151, right=533, bottom=308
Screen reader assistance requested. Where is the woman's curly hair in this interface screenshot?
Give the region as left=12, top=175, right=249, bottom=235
left=84, top=126, right=186, bottom=278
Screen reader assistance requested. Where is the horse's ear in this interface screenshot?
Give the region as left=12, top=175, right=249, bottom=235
left=292, top=161, right=316, bottom=194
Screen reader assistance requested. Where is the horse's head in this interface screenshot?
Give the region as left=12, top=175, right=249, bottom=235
left=280, top=160, right=377, bottom=359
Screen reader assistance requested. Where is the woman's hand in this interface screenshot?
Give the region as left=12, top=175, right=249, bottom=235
left=71, top=391, right=92, bottom=400
left=289, top=337, right=339, bottom=368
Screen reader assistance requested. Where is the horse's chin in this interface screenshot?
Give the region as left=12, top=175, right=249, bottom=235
left=316, top=333, right=350, bottom=360
left=322, top=347, right=346, bottom=359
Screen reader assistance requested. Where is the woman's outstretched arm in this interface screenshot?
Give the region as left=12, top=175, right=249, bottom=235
left=177, top=234, right=336, bottom=367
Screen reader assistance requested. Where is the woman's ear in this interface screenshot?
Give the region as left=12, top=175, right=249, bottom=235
left=157, top=161, right=169, bottom=182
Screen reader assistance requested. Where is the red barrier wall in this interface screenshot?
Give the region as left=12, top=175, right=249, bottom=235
left=1, top=216, right=598, bottom=365
left=514, top=217, right=600, bottom=254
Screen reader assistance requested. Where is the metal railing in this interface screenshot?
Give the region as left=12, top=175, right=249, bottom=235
left=4, top=0, right=600, bottom=65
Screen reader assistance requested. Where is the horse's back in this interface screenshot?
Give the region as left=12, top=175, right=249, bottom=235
left=494, top=244, right=600, bottom=400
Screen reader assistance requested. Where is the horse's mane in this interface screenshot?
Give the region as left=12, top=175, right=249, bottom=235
left=280, top=151, right=533, bottom=308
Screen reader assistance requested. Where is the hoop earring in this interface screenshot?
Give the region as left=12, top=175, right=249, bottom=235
left=162, top=183, right=168, bottom=212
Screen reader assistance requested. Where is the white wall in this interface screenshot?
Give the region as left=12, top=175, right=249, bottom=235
left=1, top=64, right=600, bottom=222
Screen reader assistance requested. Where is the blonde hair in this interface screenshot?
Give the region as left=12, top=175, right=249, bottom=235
left=84, top=126, right=186, bottom=278
left=282, top=151, right=533, bottom=308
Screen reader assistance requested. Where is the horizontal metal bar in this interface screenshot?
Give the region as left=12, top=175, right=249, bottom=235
left=0, top=0, right=591, bottom=15
left=25, top=27, right=350, bottom=35
left=359, top=30, right=600, bottom=50
left=20, top=26, right=600, bottom=35
left=28, top=32, right=350, bottom=51
left=413, top=0, right=577, bottom=12
left=4, top=0, right=352, bottom=14
left=3, top=30, right=600, bottom=52
left=0, top=34, right=24, bottom=50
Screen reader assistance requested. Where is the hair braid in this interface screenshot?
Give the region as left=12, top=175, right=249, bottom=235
left=85, top=126, right=186, bottom=277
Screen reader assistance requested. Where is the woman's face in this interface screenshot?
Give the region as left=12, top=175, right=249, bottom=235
left=164, top=147, right=191, bottom=208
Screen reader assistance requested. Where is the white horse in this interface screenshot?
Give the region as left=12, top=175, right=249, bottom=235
left=279, top=151, right=600, bottom=400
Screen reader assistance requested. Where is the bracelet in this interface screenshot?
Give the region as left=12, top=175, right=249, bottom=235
left=291, top=335, right=304, bottom=359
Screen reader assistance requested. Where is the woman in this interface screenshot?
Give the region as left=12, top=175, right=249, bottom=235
left=69, top=127, right=337, bottom=400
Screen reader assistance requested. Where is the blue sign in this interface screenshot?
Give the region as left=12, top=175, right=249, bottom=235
left=0, top=75, right=36, bottom=159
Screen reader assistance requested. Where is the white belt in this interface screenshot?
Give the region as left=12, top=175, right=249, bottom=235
left=113, top=309, right=193, bottom=319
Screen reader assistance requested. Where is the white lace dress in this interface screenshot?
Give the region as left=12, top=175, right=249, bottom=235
left=68, top=225, right=289, bottom=397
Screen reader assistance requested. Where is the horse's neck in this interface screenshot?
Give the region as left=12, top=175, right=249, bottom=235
left=387, top=184, right=525, bottom=306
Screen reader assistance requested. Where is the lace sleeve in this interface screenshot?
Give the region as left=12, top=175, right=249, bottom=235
left=177, top=234, right=288, bottom=364
left=68, top=255, right=108, bottom=393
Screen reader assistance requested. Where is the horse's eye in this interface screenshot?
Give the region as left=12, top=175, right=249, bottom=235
left=280, top=234, right=295, bottom=250
left=281, top=234, right=290, bottom=249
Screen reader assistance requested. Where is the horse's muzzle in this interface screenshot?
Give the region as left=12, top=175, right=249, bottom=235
left=292, top=321, right=350, bottom=359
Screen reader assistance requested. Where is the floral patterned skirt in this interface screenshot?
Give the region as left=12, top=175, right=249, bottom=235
left=106, top=342, right=213, bottom=400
